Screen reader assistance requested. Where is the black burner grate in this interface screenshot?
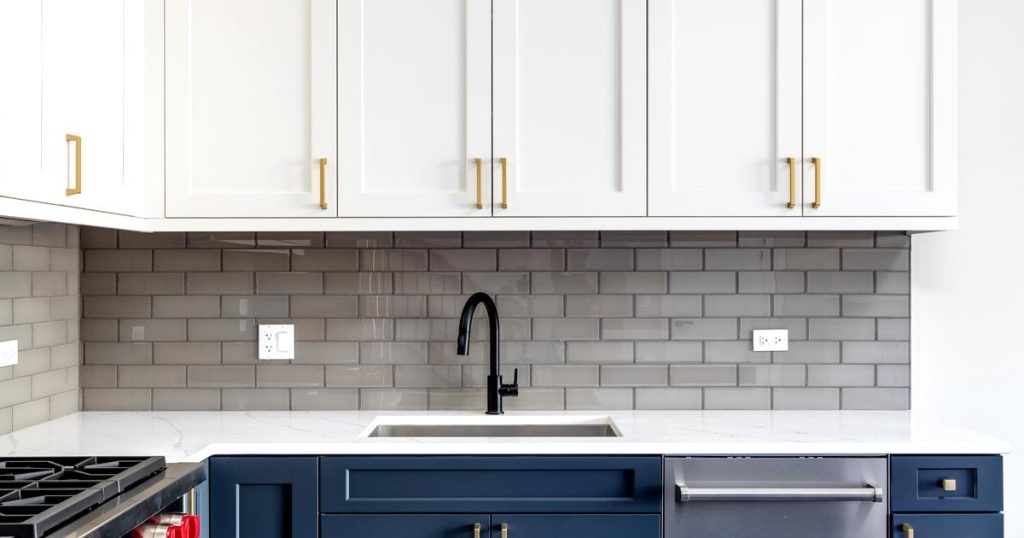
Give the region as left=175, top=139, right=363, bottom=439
left=0, top=456, right=165, bottom=538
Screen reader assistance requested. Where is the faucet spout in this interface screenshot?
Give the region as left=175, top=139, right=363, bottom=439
left=456, top=292, right=517, bottom=414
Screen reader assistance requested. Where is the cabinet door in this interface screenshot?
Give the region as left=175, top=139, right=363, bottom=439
left=648, top=0, right=802, bottom=216
left=209, top=456, right=318, bottom=538
left=491, top=515, right=660, bottom=538
left=323, top=515, right=490, bottom=538
left=0, top=1, right=44, bottom=203
left=493, top=0, right=646, bottom=217
left=337, top=0, right=491, bottom=217
left=803, top=0, right=957, bottom=216
left=166, top=0, right=337, bottom=217
left=41, top=0, right=134, bottom=215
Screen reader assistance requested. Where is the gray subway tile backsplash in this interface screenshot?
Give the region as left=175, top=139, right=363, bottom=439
left=0, top=228, right=81, bottom=428
left=72, top=230, right=911, bottom=411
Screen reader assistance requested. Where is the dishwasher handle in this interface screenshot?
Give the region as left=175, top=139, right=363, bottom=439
left=676, top=482, right=884, bottom=503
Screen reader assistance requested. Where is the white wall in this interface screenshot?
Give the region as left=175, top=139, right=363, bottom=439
left=913, top=0, right=1024, bottom=534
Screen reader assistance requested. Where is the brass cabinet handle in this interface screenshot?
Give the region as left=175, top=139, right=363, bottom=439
left=786, top=157, right=797, bottom=208
left=500, top=157, right=509, bottom=209
left=318, top=158, right=328, bottom=209
left=474, top=158, right=483, bottom=209
left=500, top=523, right=508, bottom=538
left=900, top=523, right=914, bottom=538
left=940, top=478, right=957, bottom=492
left=811, top=157, right=822, bottom=208
left=65, top=134, right=82, bottom=196
left=473, top=523, right=481, bottom=538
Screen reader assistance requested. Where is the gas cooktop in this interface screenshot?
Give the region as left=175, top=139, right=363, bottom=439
left=0, top=456, right=165, bottom=538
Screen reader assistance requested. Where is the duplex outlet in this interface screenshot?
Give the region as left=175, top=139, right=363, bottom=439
left=753, top=329, right=789, bottom=352
left=0, top=340, right=17, bottom=367
left=259, top=324, right=295, bottom=360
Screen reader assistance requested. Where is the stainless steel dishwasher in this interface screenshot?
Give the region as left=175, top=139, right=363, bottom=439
left=664, top=457, right=887, bottom=538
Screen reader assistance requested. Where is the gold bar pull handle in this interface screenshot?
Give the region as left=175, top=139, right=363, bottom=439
left=473, top=523, right=481, bottom=538
left=811, top=157, right=822, bottom=209
left=474, top=158, right=483, bottom=209
left=318, top=158, right=328, bottom=209
left=500, top=523, right=508, bottom=538
left=500, top=157, right=509, bottom=209
left=65, top=134, right=82, bottom=196
left=786, top=157, right=797, bottom=209
left=900, top=523, right=914, bottom=538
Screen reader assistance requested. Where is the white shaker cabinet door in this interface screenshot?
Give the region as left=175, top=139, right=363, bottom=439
left=337, top=0, right=491, bottom=217
left=493, top=0, right=647, bottom=217
left=0, top=1, right=45, bottom=203
left=803, top=0, right=957, bottom=216
left=648, top=0, right=802, bottom=217
left=40, top=0, right=136, bottom=215
left=165, top=0, right=337, bottom=218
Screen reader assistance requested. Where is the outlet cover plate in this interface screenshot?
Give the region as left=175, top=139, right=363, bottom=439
left=753, top=329, right=789, bottom=352
left=0, top=340, right=17, bottom=367
left=259, top=324, right=295, bottom=360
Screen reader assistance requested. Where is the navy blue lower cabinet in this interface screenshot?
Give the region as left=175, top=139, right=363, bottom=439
left=209, top=456, right=318, bottom=538
left=892, top=514, right=1004, bottom=538
left=491, top=515, right=661, bottom=538
left=322, top=515, right=490, bottom=537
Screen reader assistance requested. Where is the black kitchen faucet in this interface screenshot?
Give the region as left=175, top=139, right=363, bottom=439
left=456, top=292, right=518, bottom=414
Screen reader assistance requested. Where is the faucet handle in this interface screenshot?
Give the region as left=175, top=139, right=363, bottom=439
left=499, top=368, right=520, bottom=397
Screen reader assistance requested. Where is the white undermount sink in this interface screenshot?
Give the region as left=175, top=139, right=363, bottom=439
left=360, top=416, right=621, bottom=438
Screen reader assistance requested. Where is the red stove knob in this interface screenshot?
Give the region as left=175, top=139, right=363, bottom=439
left=182, top=514, right=200, bottom=538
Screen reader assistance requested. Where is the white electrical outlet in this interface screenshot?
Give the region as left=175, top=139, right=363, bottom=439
left=0, top=340, right=18, bottom=367
left=259, top=324, right=295, bottom=360
left=753, top=329, right=789, bottom=352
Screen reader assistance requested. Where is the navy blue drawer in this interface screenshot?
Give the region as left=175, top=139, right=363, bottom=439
left=494, top=515, right=661, bottom=538
left=891, top=456, right=1003, bottom=513
left=320, top=456, right=662, bottom=514
left=322, top=514, right=490, bottom=537
left=892, top=514, right=1004, bottom=538
left=322, top=515, right=661, bottom=538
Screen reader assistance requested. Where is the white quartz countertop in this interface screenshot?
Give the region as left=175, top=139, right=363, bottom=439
left=0, top=411, right=1009, bottom=463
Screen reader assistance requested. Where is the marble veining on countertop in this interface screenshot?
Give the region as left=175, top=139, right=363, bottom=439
left=0, top=411, right=1009, bottom=462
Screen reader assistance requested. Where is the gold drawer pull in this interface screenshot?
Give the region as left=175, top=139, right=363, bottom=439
left=474, top=158, right=483, bottom=209
left=900, top=523, right=914, bottom=538
left=786, top=157, right=796, bottom=209
left=501, top=523, right=508, bottom=538
left=941, top=478, right=957, bottom=492
left=318, top=158, right=328, bottom=209
left=473, top=523, right=481, bottom=538
left=65, top=134, right=82, bottom=196
left=500, top=157, right=509, bottom=209
left=811, top=156, right=822, bottom=208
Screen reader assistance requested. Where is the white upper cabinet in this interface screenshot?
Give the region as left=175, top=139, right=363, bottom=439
left=337, top=0, right=491, bottom=217
left=165, top=0, right=337, bottom=218
left=1, top=0, right=139, bottom=216
left=803, top=0, right=957, bottom=217
left=41, top=0, right=138, bottom=215
left=0, top=2, right=44, bottom=203
left=492, top=0, right=647, bottom=217
left=648, top=0, right=802, bottom=217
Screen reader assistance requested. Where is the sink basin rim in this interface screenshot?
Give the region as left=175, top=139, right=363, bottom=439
left=359, top=415, right=622, bottom=438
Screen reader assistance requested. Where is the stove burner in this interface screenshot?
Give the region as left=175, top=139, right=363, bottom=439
left=0, top=456, right=165, bottom=538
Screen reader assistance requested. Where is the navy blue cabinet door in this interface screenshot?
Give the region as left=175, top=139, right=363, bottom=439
left=209, top=456, right=318, bottom=538
left=322, top=515, right=489, bottom=537
left=491, top=515, right=661, bottom=538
